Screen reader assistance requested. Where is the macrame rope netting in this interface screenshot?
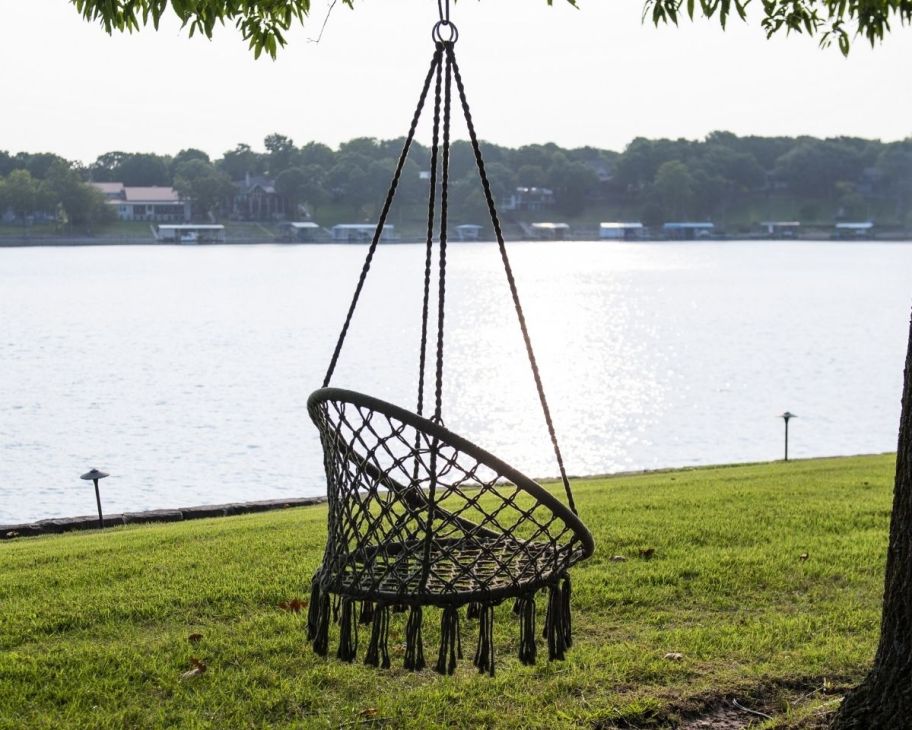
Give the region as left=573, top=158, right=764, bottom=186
left=307, top=386, right=593, bottom=673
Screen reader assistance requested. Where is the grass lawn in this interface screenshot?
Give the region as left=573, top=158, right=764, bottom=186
left=0, top=455, right=893, bottom=729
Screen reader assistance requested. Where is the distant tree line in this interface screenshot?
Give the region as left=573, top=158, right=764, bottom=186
left=0, top=156, right=113, bottom=229
left=617, top=132, right=912, bottom=226
left=2, top=132, right=912, bottom=228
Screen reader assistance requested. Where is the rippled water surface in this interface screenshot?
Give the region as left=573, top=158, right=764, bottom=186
left=2, top=240, right=911, bottom=524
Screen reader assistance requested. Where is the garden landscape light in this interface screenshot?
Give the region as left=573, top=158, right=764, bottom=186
left=80, top=468, right=109, bottom=529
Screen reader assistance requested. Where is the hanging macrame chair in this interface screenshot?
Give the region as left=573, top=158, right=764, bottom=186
left=306, top=12, right=594, bottom=676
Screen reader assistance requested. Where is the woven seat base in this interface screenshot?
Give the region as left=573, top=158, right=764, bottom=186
left=328, top=535, right=583, bottom=606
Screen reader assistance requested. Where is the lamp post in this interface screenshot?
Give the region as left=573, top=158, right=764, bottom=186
left=80, top=468, right=109, bottom=529
left=780, top=412, right=796, bottom=461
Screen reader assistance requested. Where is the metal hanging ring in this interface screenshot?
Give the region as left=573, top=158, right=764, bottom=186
left=432, top=20, right=458, bottom=44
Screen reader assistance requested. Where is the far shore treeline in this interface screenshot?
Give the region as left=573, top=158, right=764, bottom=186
left=2, top=132, right=912, bottom=235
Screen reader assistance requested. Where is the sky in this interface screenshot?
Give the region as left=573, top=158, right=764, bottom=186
left=2, top=0, right=912, bottom=163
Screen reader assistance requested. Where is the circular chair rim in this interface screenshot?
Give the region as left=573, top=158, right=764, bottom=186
left=307, top=386, right=596, bottom=566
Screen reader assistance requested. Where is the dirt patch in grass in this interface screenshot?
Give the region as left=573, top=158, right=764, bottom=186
left=598, top=677, right=850, bottom=729
left=679, top=704, right=751, bottom=729
left=602, top=702, right=774, bottom=729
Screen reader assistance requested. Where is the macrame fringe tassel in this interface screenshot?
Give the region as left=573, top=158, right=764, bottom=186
left=306, top=577, right=321, bottom=642
left=404, top=606, right=426, bottom=671
left=359, top=600, right=375, bottom=626
left=435, top=605, right=462, bottom=675
left=473, top=603, right=496, bottom=676
left=544, top=575, right=573, bottom=661
left=364, top=604, right=391, bottom=669
left=307, top=580, right=571, bottom=671
left=336, top=598, right=358, bottom=662
left=311, top=588, right=331, bottom=657
left=516, top=594, right=537, bottom=666
left=562, top=575, right=573, bottom=649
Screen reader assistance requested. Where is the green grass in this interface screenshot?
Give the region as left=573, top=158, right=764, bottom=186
left=92, top=220, right=155, bottom=237
left=0, top=222, right=62, bottom=236
left=0, top=455, right=893, bottom=729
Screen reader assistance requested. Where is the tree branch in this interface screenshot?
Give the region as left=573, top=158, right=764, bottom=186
left=643, top=0, right=912, bottom=55
left=68, top=0, right=578, bottom=58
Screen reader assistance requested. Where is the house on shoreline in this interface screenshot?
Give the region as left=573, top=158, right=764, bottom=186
left=503, top=187, right=554, bottom=212
left=91, top=183, right=190, bottom=222
left=230, top=175, right=285, bottom=221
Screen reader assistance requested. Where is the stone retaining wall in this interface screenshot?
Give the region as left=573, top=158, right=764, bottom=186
left=0, top=496, right=327, bottom=540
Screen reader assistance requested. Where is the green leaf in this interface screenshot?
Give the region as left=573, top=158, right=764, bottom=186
left=838, top=29, right=851, bottom=54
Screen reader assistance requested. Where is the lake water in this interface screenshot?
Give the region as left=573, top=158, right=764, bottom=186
left=1, top=240, right=911, bottom=525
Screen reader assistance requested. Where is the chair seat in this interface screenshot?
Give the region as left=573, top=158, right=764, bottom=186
left=329, top=534, right=587, bottom=606
left=308, top=387, right=594, bottom=606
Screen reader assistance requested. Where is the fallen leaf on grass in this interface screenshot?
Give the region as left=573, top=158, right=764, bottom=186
left=358, top=708, right=379, bottom=718
left=663, top=652, right=684, bottom=661
left=279, top=598, right=307, bottom=613
left=638, top=547, right=656, bottom=560
left=187, top=633, right=203, bottom=644
left=609, top=555, right=627, bottom=562
left=181, top=657, right=207, bottom=680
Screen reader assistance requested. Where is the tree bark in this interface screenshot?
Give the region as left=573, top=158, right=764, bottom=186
left=833, top=309, right=912, bottom=728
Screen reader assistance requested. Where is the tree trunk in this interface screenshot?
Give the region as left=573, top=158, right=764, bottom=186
left=833, top=309, right=912, bottom=728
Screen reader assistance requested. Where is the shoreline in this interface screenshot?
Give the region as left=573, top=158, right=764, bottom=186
left=0, top=496, right=327, bottom=540
left=1, top=452, right=891, bottom=541
left=2, top=236, right=912, bottom=248
left=3, top=231, right=912, bottom=248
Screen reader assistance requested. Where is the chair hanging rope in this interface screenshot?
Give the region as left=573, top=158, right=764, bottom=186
left=306, top=22, right=594, bottom=676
